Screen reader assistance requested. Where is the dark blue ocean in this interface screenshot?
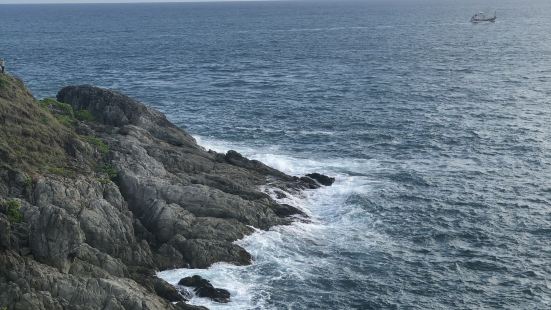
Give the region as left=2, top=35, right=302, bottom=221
left=2, top=0, right=551, bottom=308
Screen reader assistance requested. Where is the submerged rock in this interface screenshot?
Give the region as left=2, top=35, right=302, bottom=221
left=178, top=275, right=231, bottom=303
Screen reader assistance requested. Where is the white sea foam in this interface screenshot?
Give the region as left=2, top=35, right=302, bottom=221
left=157, top=136, right=384, bottom=309
left=194, top=135, right=378, bottom=176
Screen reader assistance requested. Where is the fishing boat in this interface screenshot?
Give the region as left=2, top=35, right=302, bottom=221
left=470, top=11, right=496, bottom=23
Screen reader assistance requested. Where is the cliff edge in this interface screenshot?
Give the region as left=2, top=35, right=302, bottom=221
left=0, top=74, right=332, bottom=310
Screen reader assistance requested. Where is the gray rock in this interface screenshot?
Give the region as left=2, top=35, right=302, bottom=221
left=154, top=243, right=186, bottom=270
left=179, top=239, right=252, bottom=268
left=28, top=204, right=84, bottom=272
left=0, top=251, right=175, bottom=310
left=187, top=217, right=254, bottom=241
left=70, top=243, right=127, bottom=277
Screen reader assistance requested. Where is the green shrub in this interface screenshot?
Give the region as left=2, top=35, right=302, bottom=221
left=2, top=199, right=23, bottom=223
left=0, top=76, right=8, bottom=90
left=55, top=115, right=76, bottom=127
left=100, top=164, right=118, bottom=180
left=39, top=114, right=50, bottom=125
left=84, top=136, right=109, bottom=155
left=39, top=98, right=77, bottom=127
left=24, top=175, right=33, bottom=188
left=47, top=166, right=64, bottom=175
left=39, top=98, right=74, bottom=117
left=75, top=109, right=94, bottom=122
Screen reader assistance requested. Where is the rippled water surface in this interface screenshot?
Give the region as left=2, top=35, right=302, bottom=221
left=2, top=0, right=551, bottom=308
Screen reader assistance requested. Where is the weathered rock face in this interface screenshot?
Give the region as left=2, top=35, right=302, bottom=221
left=57, top=84, right=323, bottom=268
left=0, top=75, right=334, bottom=310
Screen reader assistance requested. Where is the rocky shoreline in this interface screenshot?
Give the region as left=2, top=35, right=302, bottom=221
left=0, top=74, right=333, bottom=310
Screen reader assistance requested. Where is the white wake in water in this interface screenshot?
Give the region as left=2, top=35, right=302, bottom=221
left=157, top=136, right=383, bottom=309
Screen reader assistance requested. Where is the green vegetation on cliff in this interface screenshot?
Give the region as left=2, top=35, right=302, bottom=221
left=0, top=74, right=73, bottom=174
left=84, top=135, right=109, bottom=155
left=39, top=97, right=95, bottom=125
left=1, top=199, right=23, bottom=223
left=0, top=74, right=103, bottom=176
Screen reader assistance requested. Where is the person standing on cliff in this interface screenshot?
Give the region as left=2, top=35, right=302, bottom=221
left=0, top=58, right=5, bottom=74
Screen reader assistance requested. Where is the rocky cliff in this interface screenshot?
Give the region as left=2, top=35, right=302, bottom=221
left=0, top=73, right=332, bottom=310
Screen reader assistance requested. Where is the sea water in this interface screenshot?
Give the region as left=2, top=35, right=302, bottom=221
left=1, top=0, right=551, bottom=308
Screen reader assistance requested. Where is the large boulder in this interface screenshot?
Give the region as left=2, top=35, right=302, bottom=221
left=57, top=85, right=196, bottom=146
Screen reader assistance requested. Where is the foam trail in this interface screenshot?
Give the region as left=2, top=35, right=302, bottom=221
left=158, top=135, right=381, bottom=309
left=194, top=135, right=378, bottom=176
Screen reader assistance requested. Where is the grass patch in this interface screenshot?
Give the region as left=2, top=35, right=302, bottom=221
left=39, top=98, right=74, bottom=117
left=55, top=114, right=76, bottom=127
left=75, top=109, right=94, bottom=122
left=1, top=199, right=23, bottom=223
left=0, top=75, right=97, bottom=176
left=0, top=76, right=72, bottom=173
left=84, top=136, right=109, bottom=155
left=24, top=175, right=33, bottom=189
left=39, top=114, right=50, bottom=125
left=46, top=166, right=68, bottom=176
left=0, top=76, right=8, bottom=91
left=39, top=98, right=78, bottom=127
left=99, top=164, right=118, bottom=180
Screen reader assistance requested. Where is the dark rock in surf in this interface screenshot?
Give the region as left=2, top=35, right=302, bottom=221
left=306, top=173, right=335, bottom=186
left=153, top=278, right=186, bottom=302
left=128, top=268, right=185, bottom=303
left=271, top=203, right=306, bottom=218
left=299, top=176, right=321, bottom=189
left=224, top=150, right=292, bottom=180
left=273, top=190, right=287, bottom=199
left=178, top=275, right=231, bottom=303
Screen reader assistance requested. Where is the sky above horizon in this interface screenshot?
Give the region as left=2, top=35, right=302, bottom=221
left=0, top=0, right=261, bottom=3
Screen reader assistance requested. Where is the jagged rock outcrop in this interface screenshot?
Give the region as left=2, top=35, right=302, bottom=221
left=0, top=74, right=334, bottom=309
left=56, top=84, right=323, bottom=268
